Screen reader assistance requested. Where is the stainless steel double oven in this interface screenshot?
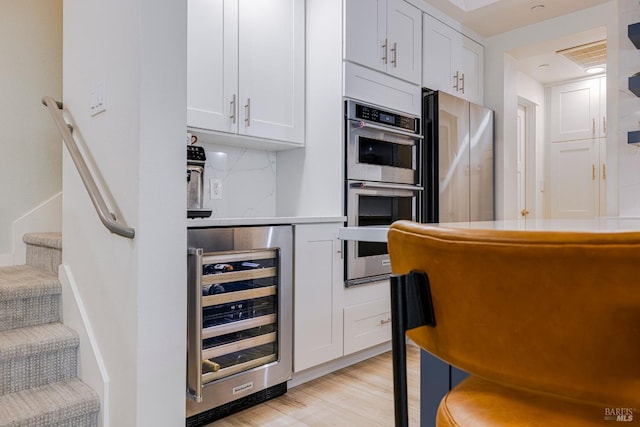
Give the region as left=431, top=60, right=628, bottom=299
left=345, top=100, right=422, bottom=286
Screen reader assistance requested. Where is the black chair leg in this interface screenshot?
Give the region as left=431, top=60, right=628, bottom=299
left=390, top=275, right=409, bottom=427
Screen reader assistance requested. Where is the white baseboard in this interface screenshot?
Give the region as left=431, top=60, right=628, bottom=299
left=12, top=193, right=62, bottom=265
left=59, top=265, right=109, bottom=427
left=288, top=341, right=392, bottom=389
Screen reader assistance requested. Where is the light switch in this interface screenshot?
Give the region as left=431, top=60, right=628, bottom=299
left=90, top=80, right=107, bottom=116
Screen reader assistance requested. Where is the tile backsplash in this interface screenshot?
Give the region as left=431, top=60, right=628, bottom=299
left=199, top=143, right=276, bottom=218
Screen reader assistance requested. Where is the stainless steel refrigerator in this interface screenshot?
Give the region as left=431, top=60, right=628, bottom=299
left=422, top=90, right=494, bottom=223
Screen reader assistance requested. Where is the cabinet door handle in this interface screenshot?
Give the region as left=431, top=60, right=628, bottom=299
left=380, top=317, right=392, bottom=325
left=602, top=164, right=607, bottom=180
left=460, top=72, right=465, bottom=94
left=230, top=94, right=236, bottom=124
left=453, top=71, right=459, bottom=91
left=592, top=118, right=596, bottom=135
left=391, top=42, right=397, bottom=67
left=381, top=38, right=388, bottom=65
left=592, top=164, right=596, bottom=180
left=603, top=117, right=606, bottom=134
left=244, top=98, right=251, bottom=127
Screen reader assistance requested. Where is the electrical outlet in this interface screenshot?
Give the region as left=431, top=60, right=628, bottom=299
left=210, top=179, right=222, bottom=200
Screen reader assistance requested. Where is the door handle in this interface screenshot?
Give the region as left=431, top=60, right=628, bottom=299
left=244, top=98, right=251, bottom=127
left=453, top=71, right=459, bottom=91
left=230, top=94, right=236, bottom=124
left=592, top=164, right=596, bottom=180
left=592, top=118, right=596, bottom=135
left=602, top=164, right=607, bottom=180
left=391, top=42, right=397, bottom=67
left=381, top=38, right=388, bottom=65
left=459, top=72, right=465, bottom=94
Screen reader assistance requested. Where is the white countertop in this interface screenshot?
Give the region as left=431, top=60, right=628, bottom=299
left=188, top=216, right=346, bottom=228
left=338, top=218, right=640, bottom=242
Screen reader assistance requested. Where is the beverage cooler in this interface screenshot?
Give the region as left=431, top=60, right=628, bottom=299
left=186, top=226, right=292, bottom=426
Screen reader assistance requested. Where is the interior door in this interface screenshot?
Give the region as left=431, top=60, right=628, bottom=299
left=516, top=105, right=526, bottom=217
left=550, top=139, right=598, bottom=218
left=550, top=79, right=599, bottom=142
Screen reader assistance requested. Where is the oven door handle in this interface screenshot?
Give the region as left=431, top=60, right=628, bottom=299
left=348, top=119, right=423, bottom=140
left=350, top=182, right=424, bottom=192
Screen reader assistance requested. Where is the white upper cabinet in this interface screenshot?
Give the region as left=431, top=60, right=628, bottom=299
left=187, top=0, right=305, bottom=146
left=422, top=13, right=484, bottom=104
left=550, top=76, right=606, bottom=142
left=344, top=0, right=422, bottom=85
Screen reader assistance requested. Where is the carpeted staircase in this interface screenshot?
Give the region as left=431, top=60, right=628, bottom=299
left=0, top=233, right=99, bottom=426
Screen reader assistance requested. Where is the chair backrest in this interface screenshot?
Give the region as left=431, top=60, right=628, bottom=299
left=388, top=221, right=640, bottom=407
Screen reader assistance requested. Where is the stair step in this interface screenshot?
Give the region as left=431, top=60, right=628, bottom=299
left=0, top=265, right=60, bottom=331
left=23, top=232, right=62, bottom=275
left=0, top=323, right=79, bottom=395
left=0, top=378, right=99, bottom=427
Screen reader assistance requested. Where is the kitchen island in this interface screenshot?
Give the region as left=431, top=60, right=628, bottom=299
left=340, top=217, right=640, bottom=427
left=339, top=217, right=640, bottom=242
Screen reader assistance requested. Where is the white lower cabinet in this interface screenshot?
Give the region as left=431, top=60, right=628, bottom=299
left=293, top=224, right=393, bottom=372
left=344, top=296, right=392, bottom=355
left=293, top=223, right=344, bottom=372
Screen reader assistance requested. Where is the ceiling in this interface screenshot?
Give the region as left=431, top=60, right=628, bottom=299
left=419, top=0, right=611, bottom=84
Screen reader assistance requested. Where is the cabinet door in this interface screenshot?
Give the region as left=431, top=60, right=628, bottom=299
left=344, top=0, right=387, bottom=73
left=187, top=0, right=238, bottom=133
left=238, top=0, right=305, bottom=144
left=422, top=14, right=455, bottom=94
left=293, top=224, right=344, bottom=372
left=550, top=79, right=600, bottom=142
left=550, top=139, right=599, bottom=218
left=458, top=35, right=483, bottom=104
left=386, top=0, right=421, bottom=84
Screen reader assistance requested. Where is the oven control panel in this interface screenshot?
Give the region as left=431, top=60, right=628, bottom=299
left=352, top=102, right=418, bottom=133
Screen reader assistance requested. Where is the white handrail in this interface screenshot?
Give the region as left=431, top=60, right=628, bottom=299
left=42, top=96, right=135, bottom=239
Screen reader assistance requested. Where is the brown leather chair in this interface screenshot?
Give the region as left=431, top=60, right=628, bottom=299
left=387, top=220, right=640, bottom=426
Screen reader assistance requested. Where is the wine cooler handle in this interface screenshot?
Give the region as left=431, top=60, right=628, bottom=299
left=187, top=248, right=204, bottom=403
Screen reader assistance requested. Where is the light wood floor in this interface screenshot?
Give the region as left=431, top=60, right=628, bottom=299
left=206, top=345, right=420, bottom=426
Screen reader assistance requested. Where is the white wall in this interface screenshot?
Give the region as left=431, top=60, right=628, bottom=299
left=617, top=0, right=640, bottom=216
left=200, top=143, right=277, bottom=218
left=485, top=2, right=618, bottom=219
left=0, top=0, right=62, bottom=258
left=63, top=0, right=186, bottom=425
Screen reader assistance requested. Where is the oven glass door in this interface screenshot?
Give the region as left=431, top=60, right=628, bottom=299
left=346, top=120, right=420, bottom=185
left=346, top=183, right=420, bottom=286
